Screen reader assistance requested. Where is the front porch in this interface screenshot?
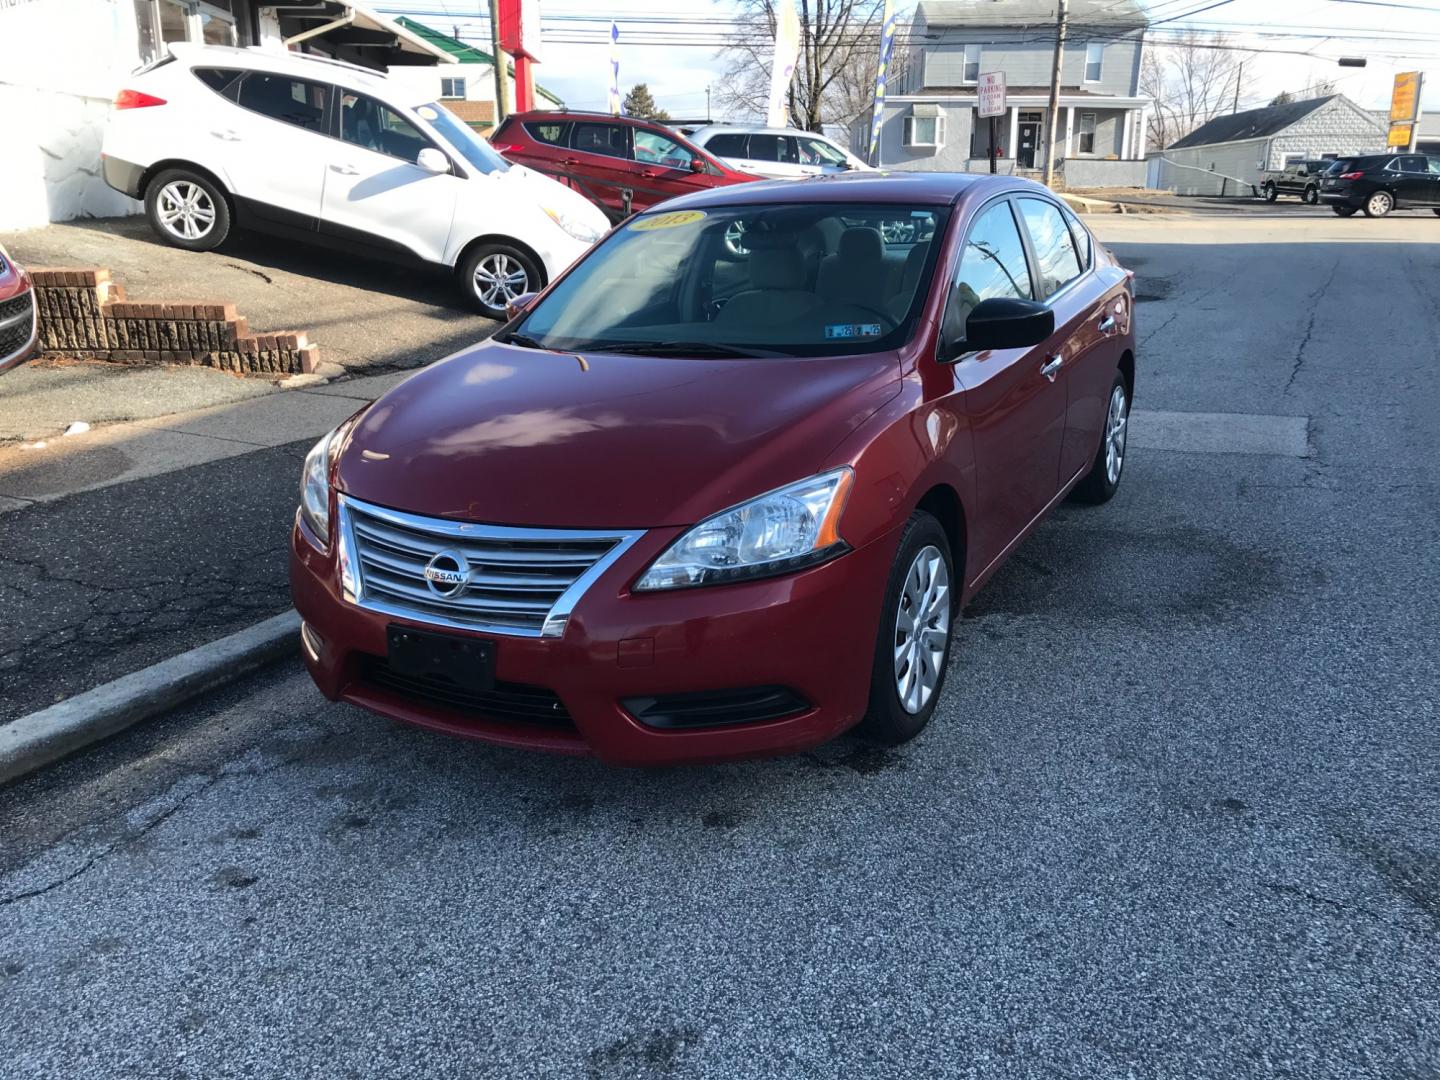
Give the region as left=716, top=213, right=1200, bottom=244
left=969, top=100, right=1148, bottom=169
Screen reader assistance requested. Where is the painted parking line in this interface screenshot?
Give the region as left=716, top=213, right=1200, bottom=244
left=1129, top=410, right=1309, bottom=457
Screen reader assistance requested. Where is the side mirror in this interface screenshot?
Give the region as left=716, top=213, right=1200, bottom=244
left=690, top=157, right=707, bottom=174
left=504, top=292, right=538, bottom=321
left=417, top=148, right=449, bottom=175
left=962, top=297, right=1055, bottom=352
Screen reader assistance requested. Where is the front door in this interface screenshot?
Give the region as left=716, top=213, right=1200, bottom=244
left=630, top=126, right=719, bottom=205
left=937, top=196, right=1066, bottom=578
left=1017, top=119, right=1041, bottom=169
left=319, top=93, right=460, bottom=265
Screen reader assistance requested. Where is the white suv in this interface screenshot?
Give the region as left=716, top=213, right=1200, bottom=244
left=687, top=126, right=874, bottom=181
left=102, top=44, right=609, bottom=317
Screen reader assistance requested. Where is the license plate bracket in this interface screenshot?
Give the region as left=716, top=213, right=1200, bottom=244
left=386, top=625, right=495, bottom=692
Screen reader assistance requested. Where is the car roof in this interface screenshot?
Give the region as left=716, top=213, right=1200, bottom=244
left=639, top=170, right=1035, bottom=212
left=690, top=125, right=840, bottom=141
left=164, top=43, right=395, bottom=95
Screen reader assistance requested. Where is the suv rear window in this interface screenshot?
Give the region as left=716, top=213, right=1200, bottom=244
left=235, top=73, right=330, bottom=134
left=194, top=67, right=243, bottom=98
left=524, top=121, right=570, bottom=146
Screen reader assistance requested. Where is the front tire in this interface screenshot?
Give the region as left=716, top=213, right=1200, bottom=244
left=1332, top=205, right=1358, bottom=217
left=460, top=243, right=541, bottom=319
left=1071, top=370, right=1129, bottom=505
left=1363, top=191, right=1394, bottom=218
left=1302, top=185, right=1319, bottom=205
left=857, top=512, right=955, bottom=747
left=144, top=168, right=231, bottom=251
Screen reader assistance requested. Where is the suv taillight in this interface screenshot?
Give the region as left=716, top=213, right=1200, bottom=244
left=114, top=89, right=167, bottom=110
left=1339, top=171, right=1364, bottom=180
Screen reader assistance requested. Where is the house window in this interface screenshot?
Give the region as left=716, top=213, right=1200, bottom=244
left=903, top=112, right=946, bottom=148
left=135, top=0, right=237, bottom=63
left=1085, top=42, right=1103, bottom=83
left=962, top=44, right=981, bottom=84
left=440, top=77, right=466, bottom=99
left=1078, top=112, right=1096, bottom=154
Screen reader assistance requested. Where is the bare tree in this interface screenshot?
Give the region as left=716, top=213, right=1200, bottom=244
left=1142, top=32, right=1252, bottom=151
left=712, top=0, right=888, bottom=131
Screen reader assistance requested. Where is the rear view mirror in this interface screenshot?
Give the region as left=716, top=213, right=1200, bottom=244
left=504, top=292, right=538, bottom=321
left=963, top=297, right=1054, bottom=352
left=417, top=148, right=449, bottom=174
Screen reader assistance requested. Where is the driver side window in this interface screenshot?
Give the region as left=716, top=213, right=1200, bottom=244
left=633, top=129, right=696, bottom=170
left=941, top=201, right=1033, bottom=348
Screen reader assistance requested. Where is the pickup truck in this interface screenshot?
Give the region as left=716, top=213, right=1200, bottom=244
left=1260, top=160, right=1331, bottom=204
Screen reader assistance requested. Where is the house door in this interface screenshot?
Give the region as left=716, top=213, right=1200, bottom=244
left=1017, top=118, right=1041, bottom=169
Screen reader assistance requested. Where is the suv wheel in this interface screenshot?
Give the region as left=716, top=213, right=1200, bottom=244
left=1262, top=182, right=1278, bottom=202
left=460, top=243, right=541, bottom=319
left=858, top=511, right=955, bottom=746
left=1303, top=185, right=1319, bottom=205
left=144, top=168, right=231, bottom=251
left=1363, top=191, right=1394, bottom=218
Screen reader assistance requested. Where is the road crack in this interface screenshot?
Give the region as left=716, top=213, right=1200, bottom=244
left=1284, top=257, right=1340, bottom=395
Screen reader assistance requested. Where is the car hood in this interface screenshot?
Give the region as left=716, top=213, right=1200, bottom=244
left=497, top=163, right=611, bottom=234
left=335, top=341, right=900, bottom=529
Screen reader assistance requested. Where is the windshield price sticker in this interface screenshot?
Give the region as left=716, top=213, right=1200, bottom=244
left=825, top=323, right=883, bottom=340
left=630, top=210, right=708, bottom=231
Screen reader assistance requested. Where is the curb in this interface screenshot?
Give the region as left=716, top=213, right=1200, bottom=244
left=0, top=610, right=300, bottom=787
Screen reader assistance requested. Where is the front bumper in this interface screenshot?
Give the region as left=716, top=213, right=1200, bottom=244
left=290, top=511, right=899, bottom=766
left=0, top=283, right=38, bottom=374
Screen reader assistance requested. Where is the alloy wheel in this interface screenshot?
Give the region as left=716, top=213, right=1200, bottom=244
left=472, top=253, right=529, bottom=308
left=156, top=181, right=216, bottom=241
left=1105, top=382, right=1129, bottom=485
left=1368, top=193, right=1392, bottom=217
left=893, top=544, right=951, bottom=715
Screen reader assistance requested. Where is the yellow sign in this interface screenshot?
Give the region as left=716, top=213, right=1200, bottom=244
left=1389, top=71, right=1421, bottom=123
left=1388, top=122, right=1414, bottom=148
left=629, top=210, right=707, bottom=231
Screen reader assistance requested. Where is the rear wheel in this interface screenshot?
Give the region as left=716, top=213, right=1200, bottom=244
left=1071, top=371, right=1129, bottom=505
left=1363, top=191, right=1394, bottom=218
left=1432, top=209, right=1440, bottom=217
left=144, top=168, right=231, bottom=251
left=857, top=512, right=955, bottom=747
left=1262, top=182, right=1278, bottom=203
left=1333, top=205, right=1358, bottom=217
left=459, top=243, right=541, bottom=319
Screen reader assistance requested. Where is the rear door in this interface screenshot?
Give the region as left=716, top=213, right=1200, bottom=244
left=221, top=70, right=333, bottom=227
left=745, top=133, right=806, bottom=180
left=318, top=94, right=460, bottom=264
left=565, top=121, right=637, bottom=215
left=940, top=197, right=1067, bottom=576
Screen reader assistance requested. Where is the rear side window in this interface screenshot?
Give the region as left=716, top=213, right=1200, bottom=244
left=235, top=73, right=330, bottom=134
left=194, top=67, right=243, bottom=99
left=572, top=122, right=628, bottom=159
left=524, top=121, right=570, bottom=146
left=1018, top=198, right=1083, bottom=298
left=747, top=135, right=798, bottom=163
left=704, top=133, right=748, bottom=157
left=339, top=92, right=429, bottom=164
left=943, top=200, right=1033, bottom=346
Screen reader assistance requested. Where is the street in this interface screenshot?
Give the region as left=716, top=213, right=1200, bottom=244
left=2, top=213, right=1439, bottom=1078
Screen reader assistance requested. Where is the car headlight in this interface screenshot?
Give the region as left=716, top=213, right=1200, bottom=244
left=634, top=468, right=854, bottom=591
left=542, top=205, right=603, bottom=244
left=299, top=421, right=349, bottom=545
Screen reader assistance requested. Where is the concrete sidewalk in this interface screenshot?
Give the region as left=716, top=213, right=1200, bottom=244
left=0, top=368, right=413, bottom=511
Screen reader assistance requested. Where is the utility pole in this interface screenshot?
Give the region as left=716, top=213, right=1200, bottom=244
left=488, top=0, right=509, bottom=126
left=1233, top=60, right=1243, bottom=112
left=1041, top=0, right=1067, bottom=189
left=706, top=84, right=712, bottom=123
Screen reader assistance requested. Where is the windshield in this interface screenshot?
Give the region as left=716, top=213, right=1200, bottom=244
left=515, top=202, right=948, bottom=357
left=416, top=103, right=509, bottom=175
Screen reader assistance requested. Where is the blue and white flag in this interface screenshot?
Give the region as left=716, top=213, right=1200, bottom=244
left=867, top=0, right=897, bottom=164
left=608, top=21, right=622, bottom=115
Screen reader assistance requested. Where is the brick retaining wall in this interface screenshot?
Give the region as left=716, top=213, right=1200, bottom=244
left=31, top=268, right=319, bottom=376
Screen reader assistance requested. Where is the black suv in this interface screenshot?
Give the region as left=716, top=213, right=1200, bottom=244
left=1320, top=154, right=1440, bottom=217
left=1261, top=160, right=1329, bottom=204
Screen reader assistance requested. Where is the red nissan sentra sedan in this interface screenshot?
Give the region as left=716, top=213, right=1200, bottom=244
left=290, top=172, right=1135, bottom=765
left=0, top=242, right=39, bottom=374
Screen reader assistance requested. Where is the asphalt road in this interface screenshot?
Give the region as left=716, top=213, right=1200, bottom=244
left=2, top=215, right=1438, bottom=1079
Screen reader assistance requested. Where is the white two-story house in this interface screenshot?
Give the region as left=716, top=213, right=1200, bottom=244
left=856, top=0, right=1151, bottom=186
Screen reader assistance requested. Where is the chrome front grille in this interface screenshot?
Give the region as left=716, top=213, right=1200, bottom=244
left=0, top=290, right=35, bottom=364
left=337, top=496, right=643, bottom=638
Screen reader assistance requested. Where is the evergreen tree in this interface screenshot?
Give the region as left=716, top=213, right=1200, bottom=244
left=623, top=84, right=671, bottom=122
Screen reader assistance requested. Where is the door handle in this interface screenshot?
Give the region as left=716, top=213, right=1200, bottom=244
left=211, top=129, right=241, bottom=141
left=1097, top=314, right=1117, bottom=333
left=1040, top=356, right=1063, bottom=382
left=330, top=163, right=360, bottom=175
left=562, top=158, right=581, bottom=166
left=638, top=169, right=657, bottom=178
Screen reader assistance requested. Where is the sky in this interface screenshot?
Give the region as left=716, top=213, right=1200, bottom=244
left=374, top=0, right=1440, bottom=119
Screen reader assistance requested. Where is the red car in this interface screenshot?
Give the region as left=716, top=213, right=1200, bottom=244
left=490, top=110, right=758, bottom=220
left=0, top=242, right=38, bottom=374
left=290, top=173, right=1135, bottom=766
